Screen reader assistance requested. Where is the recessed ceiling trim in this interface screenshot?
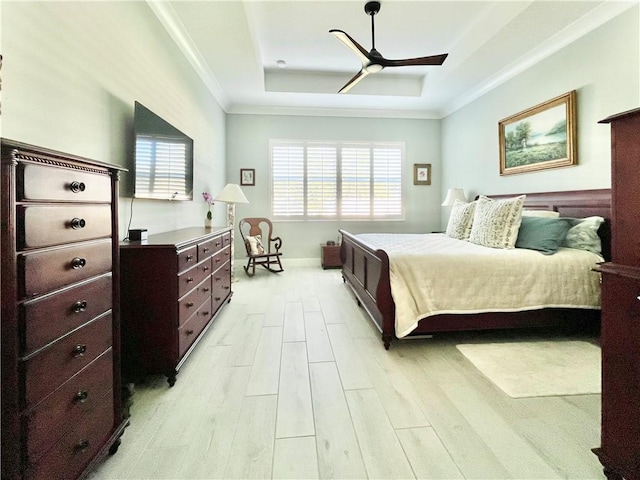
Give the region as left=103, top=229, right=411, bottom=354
left=227, top=104, right=441, bottom=120
left=442, top=1, right=637, bottom=118
left=146, top=0, right=230, bottom=111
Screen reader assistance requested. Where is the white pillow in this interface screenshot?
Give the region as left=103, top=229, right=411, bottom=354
left=445, top=200, right=476, bottom=240
left=522, top=209, right=560, bottom=218
left=246, top=235, right=265, bottom=255
left=469, top=195, right=526, bottom=249
left=562, top=216, right=605, bottom=254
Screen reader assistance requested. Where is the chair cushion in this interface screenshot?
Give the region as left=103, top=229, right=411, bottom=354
left=246, top=235, right=265, bottom=255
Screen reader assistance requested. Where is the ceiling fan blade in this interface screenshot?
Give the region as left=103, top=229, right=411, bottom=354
left=329, top=29, right=371, bottom=64
left=338, top=69, right=370, bottom=93
left=382, top=53, right=448, bottom=67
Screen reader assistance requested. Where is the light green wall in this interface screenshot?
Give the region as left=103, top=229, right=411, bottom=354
left=1, top=1, right=227, bottom=238
left=440, top=6, right=639, bottom=228
left=226, top=114, right=441, bottom=258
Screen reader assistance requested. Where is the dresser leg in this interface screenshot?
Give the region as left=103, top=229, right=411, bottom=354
left=167, top=371, right=177, bottom=387
left=108, top=438, right=122, bottom=455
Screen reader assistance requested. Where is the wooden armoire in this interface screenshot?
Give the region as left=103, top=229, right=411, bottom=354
left=593, top=108, right=640, bottom=480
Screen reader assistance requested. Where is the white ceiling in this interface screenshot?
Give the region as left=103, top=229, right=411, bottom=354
left=148, top=0, right=635, bottom=119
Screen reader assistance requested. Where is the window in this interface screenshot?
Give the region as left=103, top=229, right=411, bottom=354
left=271, top=141, right=403, bottom=220
left=135, top=134, right=192, bottom=200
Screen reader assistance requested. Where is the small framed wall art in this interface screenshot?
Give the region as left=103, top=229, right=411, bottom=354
left=413, top=163, right=431, bottom=185
left=240, top=168, right=255, bottom=186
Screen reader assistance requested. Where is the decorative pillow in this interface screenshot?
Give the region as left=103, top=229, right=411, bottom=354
left=562, top=216, right=605, bottom=254
left=515, top=217, right=571, bottom=255
left=246, top=235, right=265, bottom=255
left=445, top=200, right=476, bottom=240
left=522, top=209, right=560, bottom=218
left=469, top=195, right=526, bottom=249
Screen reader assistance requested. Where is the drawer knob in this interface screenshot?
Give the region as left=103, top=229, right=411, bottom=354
left=216, top=258, right=221, bottom=264
left=74, top=390, right=89, bottom=404
left=215, top=297, right=221, bottom=301
left=215, top=276, right=221, bottom=281
left=69, top=181, right=86, bottom=193
left=72, top=344, right=87, bottom=357
left=215, top=242, right=221, bottom=247
left=71, top=257, right=87, bottom=269
left=186, top=277, right=194, bottom=284
left=72, top=301, right=88, bottom=313
left=203, top=287, right=210, bottom=293
left=203, top=247, right=210, bottom=253
left=223, top=286, right=230, bottom=291
left=186, top=255, right=194, bottom=262
left=186, top=302, right=194, bottom=308
left=74, top=439, right=90, bottom=453
left=186, top=329, right=194, bottom=335
left=203, top=266, right=210, bottom=272
left=202, top=311, right=210, bottom=316
left=70, top=218, right=86, bottom=229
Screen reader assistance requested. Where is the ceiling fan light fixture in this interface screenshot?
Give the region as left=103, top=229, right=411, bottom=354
left=365, top=63, right=383, bottom=73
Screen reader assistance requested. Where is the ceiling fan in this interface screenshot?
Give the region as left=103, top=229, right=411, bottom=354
left=329, top=1, right=448, bottom=93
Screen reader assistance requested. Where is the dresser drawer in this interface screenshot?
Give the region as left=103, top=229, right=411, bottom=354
left=211, top=246, right=231, bottom=271
left=178, top=300, right=213, bottom=357
left=22, top=274, right=112, bottom=356
left=178, top=258, right=212, bottom=299
left=177, top=245, right=198, bottom=274
left=178, top=276, right=212, bottom=327
left=19, top=205, right=112, bottom=249
left=24, top=348, right=113, bottom=463
left=20, top=239, right=112, bottom=298
left=222, top=232, right=231, bottom=249
left=23, top=312, right=112, bottom=408
left=26, top=390, right=114, bottom=480
left=18, top=162, right=111, bottom=203
left=198, top=238, right=216, bottom=260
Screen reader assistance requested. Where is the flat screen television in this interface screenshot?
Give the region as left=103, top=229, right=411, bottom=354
left=133, top=101, right=194, bottom=201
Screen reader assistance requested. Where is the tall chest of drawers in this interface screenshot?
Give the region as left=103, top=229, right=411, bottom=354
left=593, top=108, right=640, bottom=480
left=120, top=227, right=232, bottom=386
left=1, top=139, right=128, bottom=480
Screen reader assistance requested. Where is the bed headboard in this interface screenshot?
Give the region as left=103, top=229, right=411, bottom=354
left=486, top=189, right=612, bottom=261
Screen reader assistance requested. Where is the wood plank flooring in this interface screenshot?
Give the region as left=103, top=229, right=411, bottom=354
left=90, top=266, right=605, bottom=479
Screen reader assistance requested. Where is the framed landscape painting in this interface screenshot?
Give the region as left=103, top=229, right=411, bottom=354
left=499, top=90, right=577, bottom=175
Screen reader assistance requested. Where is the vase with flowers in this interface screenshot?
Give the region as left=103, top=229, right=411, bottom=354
left=202, top=191, right=214, bottom=228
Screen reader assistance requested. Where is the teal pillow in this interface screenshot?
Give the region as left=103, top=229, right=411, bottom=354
left=515, top=217, right=571, bottom=255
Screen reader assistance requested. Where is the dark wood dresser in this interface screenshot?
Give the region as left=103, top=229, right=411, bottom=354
left=120, top=227, right=232, bottom=386
left=593, top=108, right=640, bottom=480
left=1, top=139, right=128, bottom=480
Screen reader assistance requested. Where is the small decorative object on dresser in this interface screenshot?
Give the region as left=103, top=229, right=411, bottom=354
left=1, top=139, right=128, bottom=480
left=592, top=107, right=640, bottom=480
left=120, top=227, right=232, bottom=387
left=202, top=191, right=214, bottom=228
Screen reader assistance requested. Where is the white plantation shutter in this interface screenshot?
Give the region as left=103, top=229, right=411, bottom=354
left=272, top=144, right=304, bottom=216
left=271, top=140, right=403, bottom=220
left=341, top=147, right=371, bottom=217
left=373, top=146, right=402, bottom=216
left=307, top=145, right=337, bottom=216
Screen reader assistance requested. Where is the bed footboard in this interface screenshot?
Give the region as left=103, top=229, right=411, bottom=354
left=339, top=229, right=395, bottom=349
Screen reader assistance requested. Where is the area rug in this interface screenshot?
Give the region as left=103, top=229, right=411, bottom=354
left=456, top=340, right=601, bottom=398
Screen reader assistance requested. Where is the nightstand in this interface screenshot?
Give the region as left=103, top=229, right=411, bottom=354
left=321, top=243, right=342, bottom=269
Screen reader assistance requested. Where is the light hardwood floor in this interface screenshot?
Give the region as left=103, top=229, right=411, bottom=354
left=90, top=266, right=605, bottom=479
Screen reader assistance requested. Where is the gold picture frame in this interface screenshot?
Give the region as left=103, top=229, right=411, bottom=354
left=499, top=90, right=577, bottom=175
left=413, top=164, right=431, bottom=185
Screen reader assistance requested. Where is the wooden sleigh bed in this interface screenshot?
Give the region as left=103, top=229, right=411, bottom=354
left=339, top=189, right=612, bottom=349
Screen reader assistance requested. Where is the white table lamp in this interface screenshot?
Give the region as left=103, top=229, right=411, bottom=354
left=214, top=183, right=249, bottom=281
left=441, top=188, right=467, bottom=206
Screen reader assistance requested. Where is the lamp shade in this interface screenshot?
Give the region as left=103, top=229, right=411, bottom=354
left=213, top=183, right=249, bottom=204
left=441, top=188, right=467, bottom=206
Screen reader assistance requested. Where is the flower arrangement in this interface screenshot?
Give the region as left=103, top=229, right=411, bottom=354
left=202, top=192, right=214, bottom=220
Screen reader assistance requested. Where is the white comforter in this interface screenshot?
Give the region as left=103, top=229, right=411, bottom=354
left=357, top=233, right=603, bottom=338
